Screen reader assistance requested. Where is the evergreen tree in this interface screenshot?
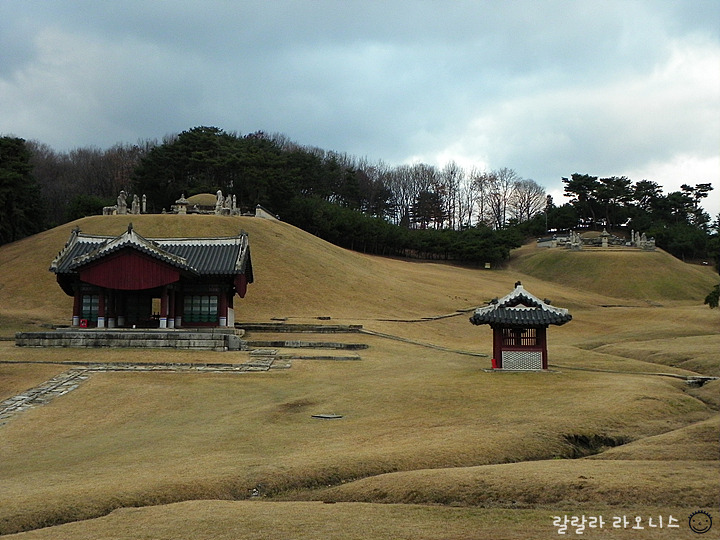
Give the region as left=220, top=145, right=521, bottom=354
left=0, top=137, right=46, bottom=244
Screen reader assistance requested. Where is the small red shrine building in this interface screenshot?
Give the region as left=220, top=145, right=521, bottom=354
left=469, top=281, right=571, bottom=370
left=50, top=224, right=253, bottom=329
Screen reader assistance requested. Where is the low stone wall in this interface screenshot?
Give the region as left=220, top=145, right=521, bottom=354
left=15, top=328, right=246, bottom=352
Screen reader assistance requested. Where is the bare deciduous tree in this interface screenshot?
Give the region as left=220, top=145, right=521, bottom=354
left=510, top=178, right=546, bottom=223
left=486, top=167, right=520, bottom=229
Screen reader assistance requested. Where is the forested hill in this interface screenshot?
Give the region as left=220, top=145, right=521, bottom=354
left=0, top=127, right=718, bottom=269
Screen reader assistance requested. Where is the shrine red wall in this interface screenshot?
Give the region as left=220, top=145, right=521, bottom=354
left=79, top=250, right=180, bottom=290
left=235, top=274, right=248, bottom=298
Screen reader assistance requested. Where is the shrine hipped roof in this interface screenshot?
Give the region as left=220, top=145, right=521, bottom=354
left=50, top=224, right=253, bottom=281
left=469, top=281, right=571, bottom=327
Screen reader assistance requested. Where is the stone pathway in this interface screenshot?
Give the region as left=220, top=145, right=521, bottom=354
left=0, top=368, right=90, bottom=423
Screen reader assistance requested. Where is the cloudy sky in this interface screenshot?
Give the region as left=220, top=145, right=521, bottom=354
left=1, top=0, right=718, bottom=215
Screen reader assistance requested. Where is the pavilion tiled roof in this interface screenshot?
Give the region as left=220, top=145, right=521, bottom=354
left=50, top=224, right=253, bottom=281
left=469, top=281, right=571, bottom=327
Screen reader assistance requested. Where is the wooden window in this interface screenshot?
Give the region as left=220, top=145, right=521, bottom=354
left=502, top=327, right=537, bottom=347
left=81, top=294, right=99, bottom=322
left=183, top=295, right=218, bottom=323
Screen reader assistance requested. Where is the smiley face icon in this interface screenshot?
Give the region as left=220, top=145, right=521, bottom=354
left=689, top=510, right=712, bottom=534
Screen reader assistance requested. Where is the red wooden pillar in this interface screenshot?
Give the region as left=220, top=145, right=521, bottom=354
left=538, top=326, right=548, bottom=369
left=72, top=288, right=82, bottom=327
left=117, top=293, right=126, bottom=327
left=492, top=326, right=503, bottom=368
left=167, top=289, right=175, bottom=328
left=218, top=291, right=228, bottom=327
left=159, top=287, right=169, bottom=328
left=97, top=289, right=106, bottom=328
left=107, top=290, right=116, bottom=328
left=174, top=291, right=183, bottom=328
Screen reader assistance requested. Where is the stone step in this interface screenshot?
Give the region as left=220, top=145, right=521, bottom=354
left=237, top=323, right=363, bottom=333
left=246, top=340, right=368, bottom=350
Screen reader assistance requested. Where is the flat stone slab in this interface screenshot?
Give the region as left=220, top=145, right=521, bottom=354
left=250, top=349, right=278, bottom=356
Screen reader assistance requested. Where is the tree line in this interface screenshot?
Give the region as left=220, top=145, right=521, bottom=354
left=130, top=127, right=547, bottom=233
left=0, top=128, right=717, bottom=268
left=558, top=173, right=716, bottom=261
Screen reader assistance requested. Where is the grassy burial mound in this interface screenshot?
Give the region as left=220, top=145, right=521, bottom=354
left=0, top=215, right=718, bottom=538
left=510, top=241, right=717, bottom=302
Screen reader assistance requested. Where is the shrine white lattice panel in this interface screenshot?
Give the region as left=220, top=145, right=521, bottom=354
left=501, top=350, right=542, bottom=370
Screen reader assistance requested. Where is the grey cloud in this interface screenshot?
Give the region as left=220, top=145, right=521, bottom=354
left=1, top=0, right=717, bottom=214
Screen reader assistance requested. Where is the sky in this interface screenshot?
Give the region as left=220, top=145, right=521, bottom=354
left=1, top=0, right=719, bottom=216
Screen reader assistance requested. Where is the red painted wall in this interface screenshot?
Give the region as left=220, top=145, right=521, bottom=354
left=79, top=249, right=181, bottom=290
left=235, top=274, right=248, bottom=298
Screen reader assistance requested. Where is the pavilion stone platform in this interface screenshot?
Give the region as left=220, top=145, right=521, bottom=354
left=15, top=327, right=246, bottom=352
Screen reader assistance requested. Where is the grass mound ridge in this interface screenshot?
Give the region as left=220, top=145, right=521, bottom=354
left=509, top=243, right=717, bottom=301
left=294, top=459, right=716, bottom=508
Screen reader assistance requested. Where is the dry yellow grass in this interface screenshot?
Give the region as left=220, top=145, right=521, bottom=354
left=1, top=500, right=705, bottom=540
left=0, top=336, right=713, bottom=533
left=0, top=215, right=718, bottom=537
left=588, top=415, right=719, bottom=461
left=290, top=459, right=716, bottom=508
left=594, top=335, right=720, bottom=376
left=0, top=362, right=69, bottom=401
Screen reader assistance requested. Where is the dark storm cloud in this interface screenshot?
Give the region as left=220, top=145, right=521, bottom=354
left=1, top=0, right=718, bottom=213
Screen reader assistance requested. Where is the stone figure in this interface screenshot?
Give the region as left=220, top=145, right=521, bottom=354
left=570, top=230, right=582, bottom=250
left=215, top=190, right=224, bottom=214
left=117, top=191, right=128, bottom=215
left=131, top=194, right=140, bottom=215
left=142, top=194, right=147, bottom=214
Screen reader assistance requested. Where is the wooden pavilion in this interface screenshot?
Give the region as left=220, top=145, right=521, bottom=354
left=469, top=281, right=571, bottom=370
left=50, top=224, right=253, bottom=329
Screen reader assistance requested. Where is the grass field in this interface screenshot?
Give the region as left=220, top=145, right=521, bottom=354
left=0, top=215, right=717, bottom=538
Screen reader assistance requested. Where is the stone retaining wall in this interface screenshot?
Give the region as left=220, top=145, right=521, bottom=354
left=15, top=328, right=246, bottom=351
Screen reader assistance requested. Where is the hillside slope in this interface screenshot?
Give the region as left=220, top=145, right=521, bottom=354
left=0, top=215, right=566, bottom=326
left=0, top=215, right=715, bottom=328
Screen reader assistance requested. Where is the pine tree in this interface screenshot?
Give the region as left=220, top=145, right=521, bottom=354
left=0, top=137, right=46, bottom=244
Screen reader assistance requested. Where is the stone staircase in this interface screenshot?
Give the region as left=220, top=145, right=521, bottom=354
left=238, top=322, right=368, bottom=362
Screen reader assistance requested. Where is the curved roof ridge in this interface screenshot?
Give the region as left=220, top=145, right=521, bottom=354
left=67, top=224, right=193, bottom=272
left=470, top=281, right=572, bottom=327
left=51, top=227, right=252, bottom=278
